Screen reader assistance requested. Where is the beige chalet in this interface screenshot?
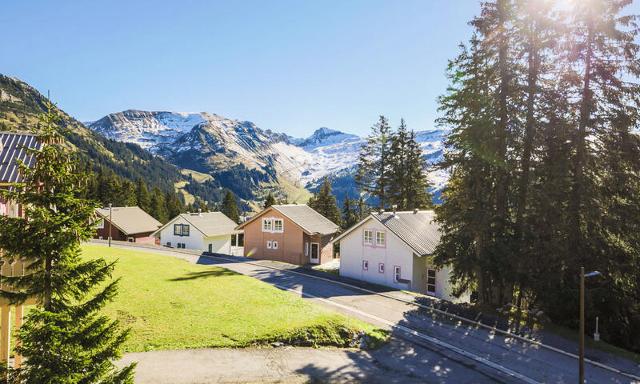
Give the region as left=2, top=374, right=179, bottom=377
left=236, top=204, right=339, bottom=265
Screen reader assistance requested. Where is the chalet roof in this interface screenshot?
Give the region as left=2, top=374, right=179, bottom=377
left=155, top=211, right=240, bottom=238
left=0, top=132, right=42, bottom=185
left=236, top=204, right=339, bottom=236
left=334, top=210, right=440, bottom=257
left=95, top=206, right=162, bottom=235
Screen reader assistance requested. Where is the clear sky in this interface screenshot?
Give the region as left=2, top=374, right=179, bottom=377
left=3, top=0, right=618, bottom=138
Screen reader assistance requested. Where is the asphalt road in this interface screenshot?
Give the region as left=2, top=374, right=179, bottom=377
left=101, top=242, right=640, bottom=383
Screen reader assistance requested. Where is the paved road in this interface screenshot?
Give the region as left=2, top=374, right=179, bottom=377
left=120, top=339, right=500, bottom=384
left=101, top=243, right=640, bottom=383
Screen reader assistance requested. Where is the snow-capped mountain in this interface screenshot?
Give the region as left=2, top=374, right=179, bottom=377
left=87, top=109, right=448, bottom=203
left=87, top=110, right=206, bottom=150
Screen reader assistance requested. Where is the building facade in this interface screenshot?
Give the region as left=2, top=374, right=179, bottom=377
left=155, top=211, right=244, bottom=255
left=94, top=206, right=162, bottom=244
left=236, top=204, right=339, bottom=265
left=336, top=210, right=468, bottom=303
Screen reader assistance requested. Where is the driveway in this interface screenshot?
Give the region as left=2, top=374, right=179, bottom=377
left=100, top=242, right=640, bottom=383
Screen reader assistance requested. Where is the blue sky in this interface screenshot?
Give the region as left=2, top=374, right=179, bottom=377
left=1, top=0, right=601, bottom=137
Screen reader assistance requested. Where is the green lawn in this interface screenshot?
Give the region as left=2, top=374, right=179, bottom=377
left=82, top=244, right=386, bottom=352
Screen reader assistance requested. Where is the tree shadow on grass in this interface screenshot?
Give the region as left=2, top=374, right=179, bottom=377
left=168, top=268, right=237, bottom=282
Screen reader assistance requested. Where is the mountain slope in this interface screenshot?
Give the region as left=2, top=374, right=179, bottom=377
left=0, top=75, right=196, bottom=200
left=88, top=109, right=449, bottom=206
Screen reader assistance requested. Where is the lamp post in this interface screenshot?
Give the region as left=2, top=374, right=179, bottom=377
left=108, top=203, right=112, bottom=248
left=579, top=267, right=601, bottom=384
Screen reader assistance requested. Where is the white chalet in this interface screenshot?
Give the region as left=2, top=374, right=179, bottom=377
left=335, top=209, right=468, bottom=303
left=154, top=211, right=243, bottom=255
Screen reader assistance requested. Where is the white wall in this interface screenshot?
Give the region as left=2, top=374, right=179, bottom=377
left=158, top=216, right=204, bottom=250
left=339, top=218, right=414, bottom=291
left=203, top=235, right=244, bottom=256
left=339, top=217, right=469, bottom=303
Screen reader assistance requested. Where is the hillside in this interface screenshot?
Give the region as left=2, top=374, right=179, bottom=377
left=88, top=110, right=449, bottom=206
left=0, top=75, right=198, bottom=202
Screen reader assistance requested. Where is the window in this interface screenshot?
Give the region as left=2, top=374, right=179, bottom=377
left=95, top=219, right=104, bottom=229
left=272, top=240, right=279, bottom=249
left=376, top=231, right=386, bottom=247
left=266, top=240, right=272, bottom=249
left=237, top=233, right=244, bottom=246
left=231, top=234, right=237, bottom=246
left=174, top=224, right=190, bottom=236
left=128, top=237, right=135, bottom=243
left=166, top=242, right=171, bottom=247
left=273, top=219, right=283, bottom=232
left=364, top=230, right=373, bottom=245
left=427, top=269, right=436, bottom=294
left=394, top=266, right=401, bottom=282
left=378, top=263, right=385, bottom=273
left=362, top=260, right=369, bottom=271
left=262, top=219, right=273, bottom=232
left=304, top=242, right=309, bottom=256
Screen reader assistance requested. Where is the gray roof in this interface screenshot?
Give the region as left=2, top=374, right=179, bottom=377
left=335, top=210, right=440, bottom=256
left=237, top=204, right=340, bottom=235
left=96, top=206, right=162, bottom=235
left=272, top=205, right=340, bottom=235
left=371, top=210, right=440, bottom=256
left=0, top=132, right=42, bottom=184
left=174, top=212, right=240, bottom=237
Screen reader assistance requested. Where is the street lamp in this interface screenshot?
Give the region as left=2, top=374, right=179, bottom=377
left=579, top=267, right=601, bottom=384
left=108, top=203, right=112, bottom=248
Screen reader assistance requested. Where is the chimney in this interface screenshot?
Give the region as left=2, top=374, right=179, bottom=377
left=392, top=204, right=398, bottom=216
left=378, top=208, right=384, bottom=215
left=198, top=208, right=202, bottom=216
left=413, top=208, right=419, bottom=214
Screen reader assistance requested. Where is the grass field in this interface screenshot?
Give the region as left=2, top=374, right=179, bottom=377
left=82, top=244, right=386, bottom=353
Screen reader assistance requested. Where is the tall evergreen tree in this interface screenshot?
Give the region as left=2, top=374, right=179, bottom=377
left=221, top=190, right=240, bottom=223
left=264, top=192, right=277, bottom=209
left=136, top=178, right=151, bottom=213
left=0, top=103, right=134, bottom=382
left=308, top=177, right=342, bottom=226
left=356, top=115, right=392, bottom=208
left=150, top=187, right=169, bottom=223
left=341, top=197, right=359, bottom=230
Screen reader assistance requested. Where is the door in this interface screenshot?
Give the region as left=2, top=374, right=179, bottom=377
left=426, top=268, right=437, bottom=296
left=310, top=243, right=320, bottom=264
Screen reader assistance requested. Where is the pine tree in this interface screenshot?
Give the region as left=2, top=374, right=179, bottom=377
left=388, top=119, right=410, bottom=210
left=308, top=177, right=342, bottom=226
left=221, top=190, right=240, bottom=223
left=388, top=120, right=432, bottom=210
left=264, top=192, right=276, bottom=209
left=150, top=187, right=169, bottom=223
left=0, top=102, right=134, bottom=382
left=356, top=115, right=392, bottom=209
left=341, top=197, right=359, bottom=230
left=136, top=178, right=151, bottom=213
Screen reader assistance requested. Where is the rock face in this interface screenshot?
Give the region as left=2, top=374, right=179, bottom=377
left=87, top=109, right=449, bottom=204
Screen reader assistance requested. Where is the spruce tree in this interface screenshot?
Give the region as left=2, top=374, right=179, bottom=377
left=356, top=115, right=392, bottom=209
left=264, top=192, right=276, bottom=209
left=150, top=187, right=169, bottom=223
left=341, top=197, right=359, bottom=230
left=308, top=178, right=342, bottom=226
left=0, top=103, right=134, bottom=382
left=135, top=178, right=151, bottom=213
left=221, top=190, right=240, bottom=223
